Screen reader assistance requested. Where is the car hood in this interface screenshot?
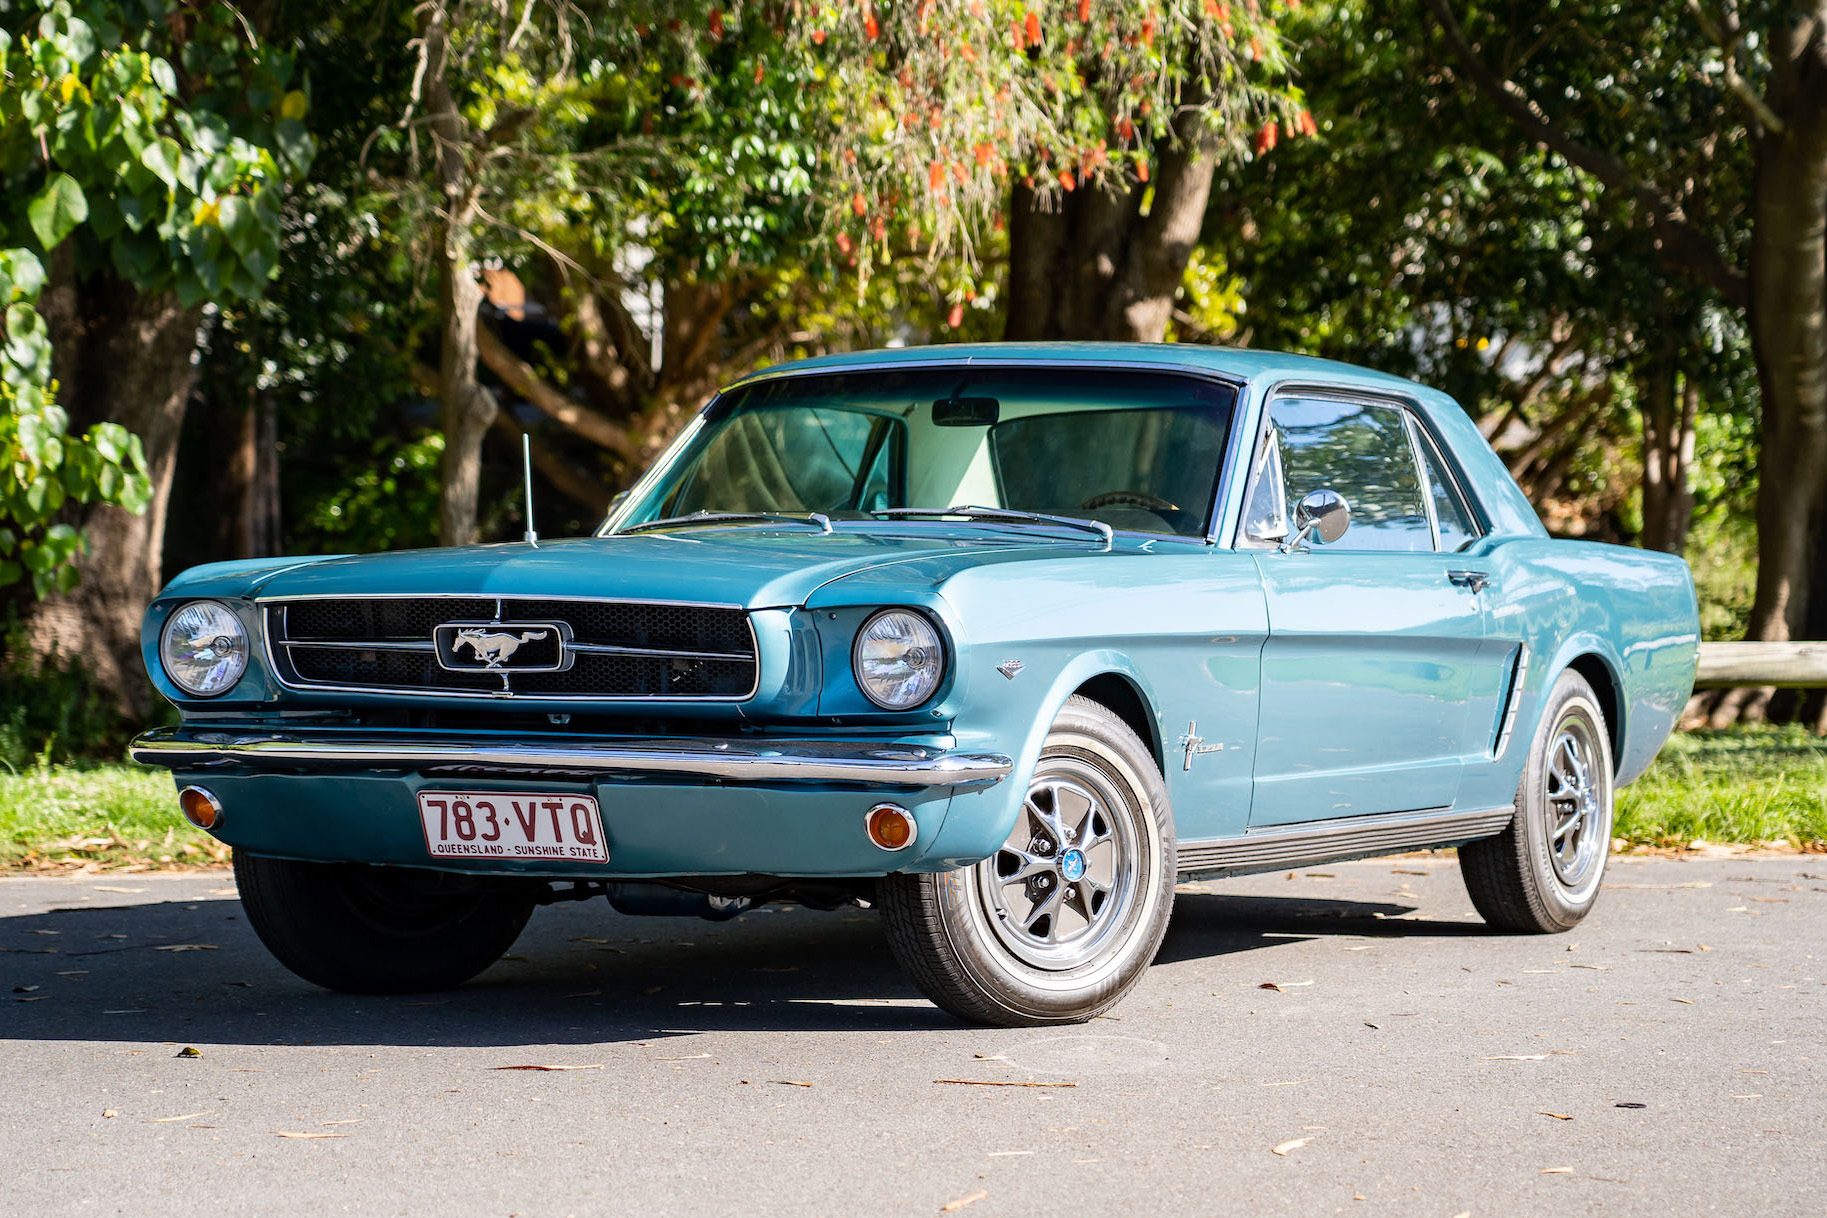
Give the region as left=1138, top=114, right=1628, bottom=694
left=167, top=528, right=1107, bottom=609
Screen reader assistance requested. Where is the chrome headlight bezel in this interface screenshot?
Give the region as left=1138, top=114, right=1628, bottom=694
left=851, top=608, right=946, bottom=711
left=159, top=599, right=250, bottom=698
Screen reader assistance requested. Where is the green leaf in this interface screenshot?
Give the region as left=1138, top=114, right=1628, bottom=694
left=151, top=57, right=178, bottom=97
left=274, top=119, right=316, bottom=170
left=216, top=196, right=258, bottom=258
left=142, top=137, right=182, bottom=190
left=27, top=174, right=89, bottom=249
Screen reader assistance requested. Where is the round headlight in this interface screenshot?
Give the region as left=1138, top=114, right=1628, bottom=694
left=853, top=609, right=945, bottom=710
left=160, top=600, right=249, bottom=698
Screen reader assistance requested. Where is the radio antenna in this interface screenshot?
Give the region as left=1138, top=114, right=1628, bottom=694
left=521, top=432, right=538, bottom=545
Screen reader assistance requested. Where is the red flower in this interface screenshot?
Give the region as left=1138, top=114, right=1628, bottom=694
left=852, top=193, right=868, bottom=216
left=812, top=28, right=827, bottom=45
left=1140, top=17, right=1155, bottom=45
left=1078, top=0, right=1091, bottom=21
left=1254, top=120, right=1278, bottom=154
left=930, top=161, right=946, bottom=191
left=836, top=232, right=853, bottom=255
left=1058, top=168, right=1076, bottom=191
left=1136, top=157, right=1149, bottom=182
left=1025, top=10, right=1043, bottom=46
left=865, top=12, right=880, bottom=39
left=708, top=9, right=724, bottom=39
left=947, top=302, right=965, bottom=328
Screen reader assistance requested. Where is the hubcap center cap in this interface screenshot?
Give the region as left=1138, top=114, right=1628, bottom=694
left=1059, top=848, right=1087, bottom=882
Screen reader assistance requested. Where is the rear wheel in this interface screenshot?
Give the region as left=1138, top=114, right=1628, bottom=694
left=1460, top=670, right=1614, bottom=932
left=234, top=852, right=536, bottom=993
left=878, top=696, right=1175, bottom=1026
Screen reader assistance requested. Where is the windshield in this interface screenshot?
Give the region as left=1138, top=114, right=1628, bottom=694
left=610, top=367, right=1236, bottom=538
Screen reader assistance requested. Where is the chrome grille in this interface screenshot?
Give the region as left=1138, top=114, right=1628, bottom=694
left=265, top=597, right=756, bottom=700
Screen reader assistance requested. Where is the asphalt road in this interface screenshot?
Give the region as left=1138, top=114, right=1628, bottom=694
left=2, top=855, right=1822, bottom=1217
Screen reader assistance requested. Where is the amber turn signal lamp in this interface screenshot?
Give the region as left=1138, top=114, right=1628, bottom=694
left=178, top=786, right=224, bottom=832
left=865, top=803, right=916, bottom=851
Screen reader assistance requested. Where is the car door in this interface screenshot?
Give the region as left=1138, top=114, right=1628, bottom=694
left=1243, top=390, right=1500, bottom=826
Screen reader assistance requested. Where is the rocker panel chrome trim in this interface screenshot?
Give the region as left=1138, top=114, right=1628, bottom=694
left=1175, top=805, right=1514, bottom=880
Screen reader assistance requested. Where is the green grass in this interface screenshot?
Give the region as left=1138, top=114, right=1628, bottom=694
left=0, top=763, right=224, bottom=870
left=1616, top=725, right=1827, bottom=849
left=1, top=726, right=1822, bottom=870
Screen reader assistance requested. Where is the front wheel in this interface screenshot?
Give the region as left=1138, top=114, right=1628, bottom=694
left=878, top=696, right=1176, bottom=1026
left=234, top=852, right=536, bottom=993
left=1459, top=669, right=1615, bottom=932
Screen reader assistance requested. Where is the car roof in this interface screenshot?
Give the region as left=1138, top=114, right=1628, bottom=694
left=728, top=342, right=1430, bottom=397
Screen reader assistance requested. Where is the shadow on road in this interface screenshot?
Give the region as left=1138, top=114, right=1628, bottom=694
left=2, top=885, right=1487, bottom=1047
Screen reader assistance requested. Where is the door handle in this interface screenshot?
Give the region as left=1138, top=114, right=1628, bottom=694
left=1447, top=569, right=1493, bottom=594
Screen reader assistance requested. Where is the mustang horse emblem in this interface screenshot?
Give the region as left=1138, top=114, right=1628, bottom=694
left=451, top=628, right=549, bottom=669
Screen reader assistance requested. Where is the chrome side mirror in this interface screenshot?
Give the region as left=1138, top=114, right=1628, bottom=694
left=1280, top=488, right=1350, bottom=553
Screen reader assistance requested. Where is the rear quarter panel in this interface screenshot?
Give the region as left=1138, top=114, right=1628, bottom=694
left=1465, top=538, right=1699, bottom=809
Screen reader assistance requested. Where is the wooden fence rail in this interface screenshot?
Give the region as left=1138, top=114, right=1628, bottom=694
left=1693, top=642, right=1827, bottom=689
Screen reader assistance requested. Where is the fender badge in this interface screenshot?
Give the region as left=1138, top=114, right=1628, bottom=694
left=1179, top=721, right=1226, bottom=771
left=996, top=659, right=1025, bottom=680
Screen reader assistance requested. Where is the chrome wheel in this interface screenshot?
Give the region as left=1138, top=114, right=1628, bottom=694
left=975, top=758, right=1140, bottom=971
left=1544, top=715, right=1608, bottom=889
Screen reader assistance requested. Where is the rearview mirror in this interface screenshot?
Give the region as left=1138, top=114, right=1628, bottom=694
left=932, top=396, right=1000, bottom=427
left=1281, top=488, right=1350, bottom=552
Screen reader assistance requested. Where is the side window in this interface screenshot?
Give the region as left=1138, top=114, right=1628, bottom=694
left=1268, top=396, right=1432, bottom=553
left=1415, top=430, right=1479, bottom=552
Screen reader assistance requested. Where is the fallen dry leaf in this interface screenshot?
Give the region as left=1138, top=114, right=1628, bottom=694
left=150, top=1111, right=214, bottom=1123
left=490, top=1064, right=605, bottom=1072
left=657, top=1054, right=712, bottom=1062
left=941, top=1191, right=988, bottom=1213
left=175, top=1046, right=202, bottom=1058
left=89, top=886, right=144, bottom=894
left=1270, top=1137, right=1312, bottom=1156
left=1486, top=1055, right=1548, bottom=1061
left=320, top=1119, right=365, bottom=1126
left=1540, top=1111, right=1574, bottom=1121
left=934, top=1079, right=1076, bottom=1088
left=101, top=1109, right=117, bottom=1119
left=272, top=1131, right=347, bottom=1139
left=1540, top=1166, right=1573, bottom=1174
left=770, top=1080, right=813, bottom=1087
left=1671, top=997, right=1695, bottom=1005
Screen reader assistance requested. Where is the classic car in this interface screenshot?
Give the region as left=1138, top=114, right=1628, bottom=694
left=130, top=343, right=1700, bottom=1026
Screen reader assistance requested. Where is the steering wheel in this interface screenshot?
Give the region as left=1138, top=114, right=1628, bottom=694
left=1079, top=490, right=1180, bottom=512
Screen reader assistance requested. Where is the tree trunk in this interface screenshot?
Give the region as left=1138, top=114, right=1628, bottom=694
left=1709, top=94, right=1827, bottom=726
left=23, top=257, right=204, bottom=715
left=422, top=3, right=497, bottom=547
left=1005, top=117, right=1222, bottom=342
left=1640, top=363, right=1698, bottom=554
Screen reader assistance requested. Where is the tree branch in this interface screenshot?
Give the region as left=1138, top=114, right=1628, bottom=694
left=1686, top=0, right=1787, bottom=132
left=476, top=323, right=642, bottom=463
left=1426, top=0, right=1749, bottom=307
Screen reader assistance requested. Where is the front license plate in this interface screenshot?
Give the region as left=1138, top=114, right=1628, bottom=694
left=416, top=791, right=608, bottom=863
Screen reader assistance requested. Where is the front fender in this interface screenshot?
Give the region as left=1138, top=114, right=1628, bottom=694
left=916, top=648, right=1164, bottom=870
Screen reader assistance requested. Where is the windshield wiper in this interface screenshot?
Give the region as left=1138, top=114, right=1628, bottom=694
left=621, top=510, right=833, bottom=535
left=870, top=505, right=1113, bottom=545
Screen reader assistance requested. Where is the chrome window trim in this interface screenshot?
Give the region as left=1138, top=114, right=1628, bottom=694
left=260, top=599, right=761, bottom=703
left=1408, top=418, right=1486, bottom=552
left=1403, top=411, right=1443, bottom=552
left=598, top=359, right=1249, bottom=545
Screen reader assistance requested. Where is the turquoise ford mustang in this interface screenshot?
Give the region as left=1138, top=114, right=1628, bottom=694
left=131, top=344, right=1699, bottom=1026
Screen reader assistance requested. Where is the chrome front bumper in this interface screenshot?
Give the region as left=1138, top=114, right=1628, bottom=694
left=129, top=726, right=1014, bottom=790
